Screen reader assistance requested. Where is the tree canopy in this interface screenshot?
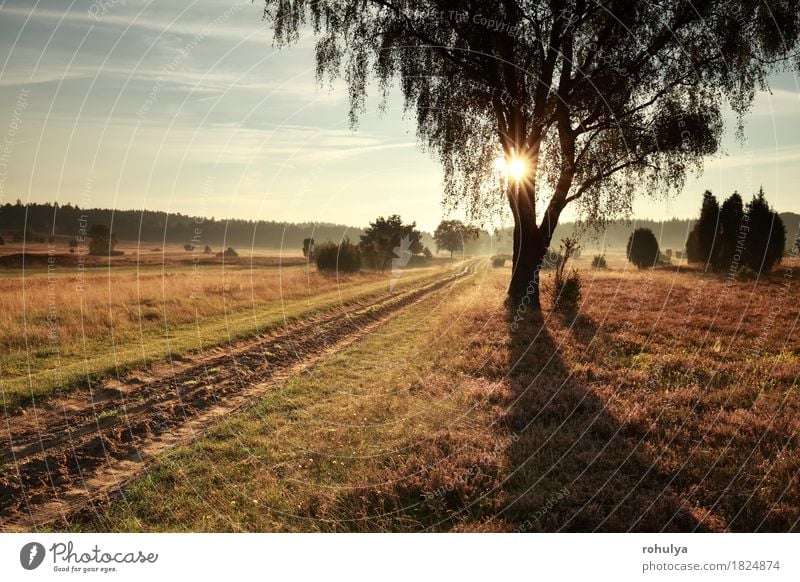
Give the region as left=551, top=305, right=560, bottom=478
left=359, top=215, right=423, bottom=270
left=433, top=219, right=480, bottom=258
left=261, top=0, right=800, bottom=305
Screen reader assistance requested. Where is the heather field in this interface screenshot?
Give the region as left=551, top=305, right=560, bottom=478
left=66, top=261, right=799, bottom=533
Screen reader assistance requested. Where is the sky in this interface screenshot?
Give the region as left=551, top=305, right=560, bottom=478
left=0, top=0, right=798, bottom=232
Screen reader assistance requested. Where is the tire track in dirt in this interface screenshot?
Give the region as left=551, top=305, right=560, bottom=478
left=0, top=259, right=481, bottom=531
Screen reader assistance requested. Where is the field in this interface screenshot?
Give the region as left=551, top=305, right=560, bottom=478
left=0, top=243, right=459, bottom=406
left=1, top=247, right=798, bottom=532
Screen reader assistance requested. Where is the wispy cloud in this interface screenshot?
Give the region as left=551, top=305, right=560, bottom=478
left=0, top=3, right=269, bottom=44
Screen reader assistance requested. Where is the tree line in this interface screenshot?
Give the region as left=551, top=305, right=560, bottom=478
left=622, top=188, right=790, bottom=276
left=0, top=201, right=370, bottom=251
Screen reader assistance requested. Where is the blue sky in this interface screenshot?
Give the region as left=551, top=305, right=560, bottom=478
left=0, top=0, right=798, bottom=232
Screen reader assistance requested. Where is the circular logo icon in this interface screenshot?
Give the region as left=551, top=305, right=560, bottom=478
left=20, top=542, right=46, bottom=570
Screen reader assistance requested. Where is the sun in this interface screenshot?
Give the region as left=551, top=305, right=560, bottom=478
left=494, top=156, right=527, bottom=181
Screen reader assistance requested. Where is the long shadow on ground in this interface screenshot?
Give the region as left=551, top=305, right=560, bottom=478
left=498, top=310, right=707, bottom=532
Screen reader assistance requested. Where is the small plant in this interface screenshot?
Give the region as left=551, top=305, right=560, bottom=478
left=491, top=255, right=506, bottom=267
left=554, top=270, right=582, bottom=314
left=552, top=237, right=581, bottom=314
left=316, top=238, right=361, bottom=273
left=591, top=254, right=607, bottom=269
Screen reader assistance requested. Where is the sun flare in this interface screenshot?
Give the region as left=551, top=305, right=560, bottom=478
left=494, top=156, right=527, bottom=181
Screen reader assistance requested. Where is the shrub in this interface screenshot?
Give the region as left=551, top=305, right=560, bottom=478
left=627, top=228, right=659, bottom=269
left=204, top=245, right=212, bottom=254
left=554, top=270, right=582, bottom=314
left=491, top=255, right=506, bottom=267
left=88, top=224, right=118, bottom=256
left=316, top=238, right=361, bottom=273
left=591, top=254, right=607, bottom=269
left=183, top=243, right=194, bottom=251
left=552, top=237, right=581, bottom=314
left=422, top=246, right=433, bottom=259
left=302, top=237, right=315, bottom=259
left=68, top=239, right=78, bottom=248
left=216, top=247, right=238, bottom=258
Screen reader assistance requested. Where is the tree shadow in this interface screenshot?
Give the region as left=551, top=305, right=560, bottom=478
left=499, top=308, right=708, bottom=532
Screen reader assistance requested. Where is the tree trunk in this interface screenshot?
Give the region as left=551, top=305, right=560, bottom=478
left=507, top=182, right=546, bottom=311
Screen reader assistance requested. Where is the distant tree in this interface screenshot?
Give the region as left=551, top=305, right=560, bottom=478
left=216, top=247, right=239, bottom=258
left=696, top=190, right=720, bottom=269
left=258, top=0, right=800, bottom=308
left=88, top=224, right=118, bottom=256
left=68, top=238, right=78, bottom=248
left=627, top=228, right=660, bottom=269
left=302, top=237, right=315, bottom=260
left=316, top=238, right=361, bottom=273
left=686, top=225, right=701, bottom=263
left=359, top=215, right=422, bottom=271
left=204, top=245, right=212, bottom=254
left=422, top=246, right=433, bottom=259
left=716, top=192, right=745, bottom=269
left=744, top=189, right=786, bottom=274
left=183, top=243, right=194, bottom=251
left=433, top=220, right=479, bottom=259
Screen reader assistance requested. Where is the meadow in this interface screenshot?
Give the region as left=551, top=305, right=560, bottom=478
left=77, top=259, right=800, bottom=532
left=0, top=242, right=459, bottom=407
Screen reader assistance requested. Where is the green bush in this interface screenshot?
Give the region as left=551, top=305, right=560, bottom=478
left=316, top=238, right=361, bottom=273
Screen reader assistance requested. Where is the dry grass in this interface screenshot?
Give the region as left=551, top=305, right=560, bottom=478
left=80, top=261, right=800, bottom=532
left=0, top=257, right=459, bottom=406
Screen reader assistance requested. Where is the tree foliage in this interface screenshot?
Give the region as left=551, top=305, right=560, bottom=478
left=359, top=215, right=423, bottom=270
left=716, top=192, right=744, bottom=269
left=627, top=227, right=659, bottom=269
left=745, top=188, right=786, bottom=274
left=686, top=188, right=785, bottom=275
left=316, top=238, right=362, bottom=272
left=261, top=0, right=800, bottom=304
left=88, top=224, right=118, bottom=256
left=433, top=219, right=480, bottom=258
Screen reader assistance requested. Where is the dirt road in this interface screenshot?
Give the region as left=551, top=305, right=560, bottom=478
left=0, top=260, right=481, bottom=531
